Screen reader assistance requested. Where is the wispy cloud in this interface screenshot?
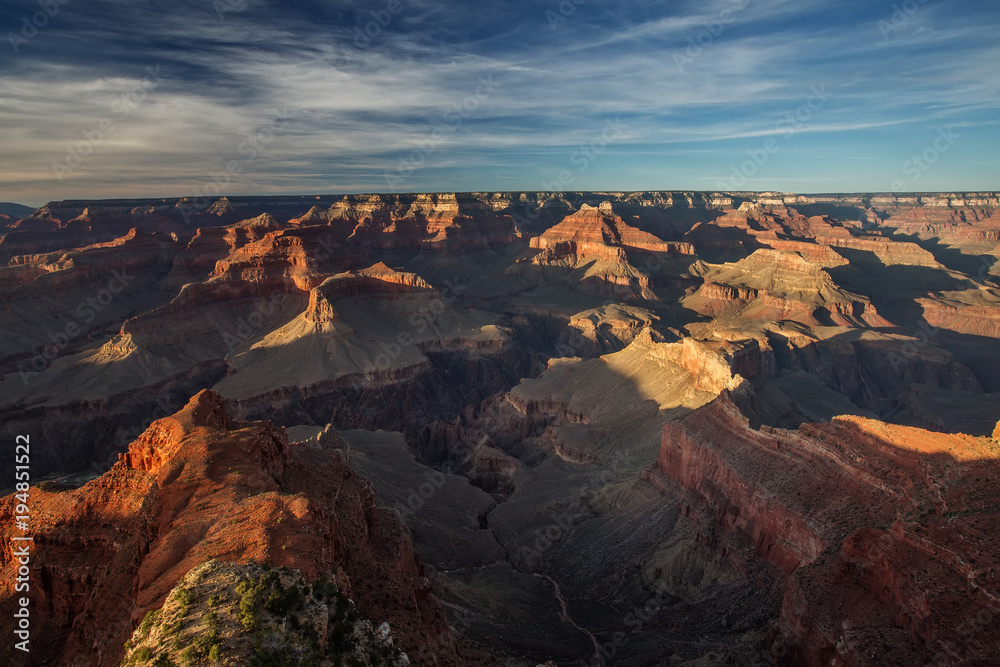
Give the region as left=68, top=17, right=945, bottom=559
left=0, top=0, right=997, bottom=204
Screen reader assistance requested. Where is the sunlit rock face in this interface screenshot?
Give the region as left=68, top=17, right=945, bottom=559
left=0, top=390, right=454, bottom=667
left=2, top=191, right=1000, bottom=665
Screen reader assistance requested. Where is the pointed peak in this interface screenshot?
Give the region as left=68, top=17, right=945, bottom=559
left=232, top=212, right=280, bottom=228
left=361, top=261, right=396, bottom=275
left=182, top=389, right=231, bottom=429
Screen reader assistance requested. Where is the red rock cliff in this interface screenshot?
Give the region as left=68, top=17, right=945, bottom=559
left=0, top=390, right=456, bottom=666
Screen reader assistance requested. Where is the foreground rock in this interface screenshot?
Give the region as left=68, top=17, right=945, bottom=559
left=0, top=390, right=456, bottom=666
left=120, top=561, right=408, bottom=666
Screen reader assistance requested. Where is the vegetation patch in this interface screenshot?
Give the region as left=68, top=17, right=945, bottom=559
left=120, top=561, right=406, bottom=666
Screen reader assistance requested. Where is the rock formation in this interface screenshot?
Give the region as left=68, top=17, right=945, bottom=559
left=656, top=386, right=1000, bottom=663
left=0, top=390, right=455, bottom=666
left=2, top=191, right=999, bottom=665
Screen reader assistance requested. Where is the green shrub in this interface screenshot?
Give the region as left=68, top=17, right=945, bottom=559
left=312, top=576, right=339, bottom=603
left=263, top=581, right=303, bottom=616
left=237, top=574, right=270, bottom=631
left=250, top=630, right=321, bottom=667
left=195, top=626, right=219, bottom=652
left=131, top=646, right=153, bottom=664
left=240, top=608, right=258, bottom=631
left=139, top=609, right=161, bottom=639
left=178, top=645, right=198, bottom=667
left=174, top=587, right=196, bottom=618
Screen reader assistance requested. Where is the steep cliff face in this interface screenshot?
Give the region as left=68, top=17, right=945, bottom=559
left=0, top=205, right=187, bottom=260
left=657, top=392, right=831, bottom=574
left=656, top=388, right=1000, bottom=664
left=0, top=228, right=178, bottom=377
left=313, top=261, right=435, bottom=300
left=1, top=227, right=175, bottom=302
left=918, top=288, right=1000, bottom=338
left=778, top=518, right=1000, bottom=666
left=291, top=192, right=524, bottom=250
left=875, top=193, right=1000, bottom=241
left=0, top=390, right=455, bottom=667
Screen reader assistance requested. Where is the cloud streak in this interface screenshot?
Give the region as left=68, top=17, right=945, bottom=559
left=0, top=0, right=997, bottom=205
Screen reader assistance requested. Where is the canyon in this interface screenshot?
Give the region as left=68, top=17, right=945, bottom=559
left=1, top=191, right=999, bottom=665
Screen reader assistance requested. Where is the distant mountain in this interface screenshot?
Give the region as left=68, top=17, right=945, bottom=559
left=0, top=202, right=35, bottom=218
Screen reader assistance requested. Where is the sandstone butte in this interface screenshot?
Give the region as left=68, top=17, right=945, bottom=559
left=528, top=202, right=695, bottom=261
left=0, top=390, right=462, bottom=667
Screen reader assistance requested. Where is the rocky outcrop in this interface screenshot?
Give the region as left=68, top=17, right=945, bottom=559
left=0, top=228, right=178, bottom=376
left=657, top=388, right=1000, bottom=664
left=313, top=262, right=435, bottom=301
left=513, top=202, right=696, bottom=300
left=684, top=249, right=891, bottom=328
left=119, top=561, right=408, bottom=666
left=918, top=288, right=1000, bottom=338
left=529, top=202, right=695, bottom=260
left=565, top=304, right=660, bottom=355
left=291, top=192, right=524, bottom=250
left=643, top=333, right=761, bottom=392
left=876, top=193, right=1000, bottom=241
left=0, top=390, right=456, bottom=666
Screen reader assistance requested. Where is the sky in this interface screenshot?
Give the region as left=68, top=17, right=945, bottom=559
left=0, top=0, right=998, bottom=206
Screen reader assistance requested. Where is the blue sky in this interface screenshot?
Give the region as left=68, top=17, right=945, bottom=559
left=0, top=0, right=998, bottom=206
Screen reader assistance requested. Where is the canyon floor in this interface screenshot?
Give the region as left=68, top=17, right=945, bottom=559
left=2, top=191, right=1000, bottom=666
